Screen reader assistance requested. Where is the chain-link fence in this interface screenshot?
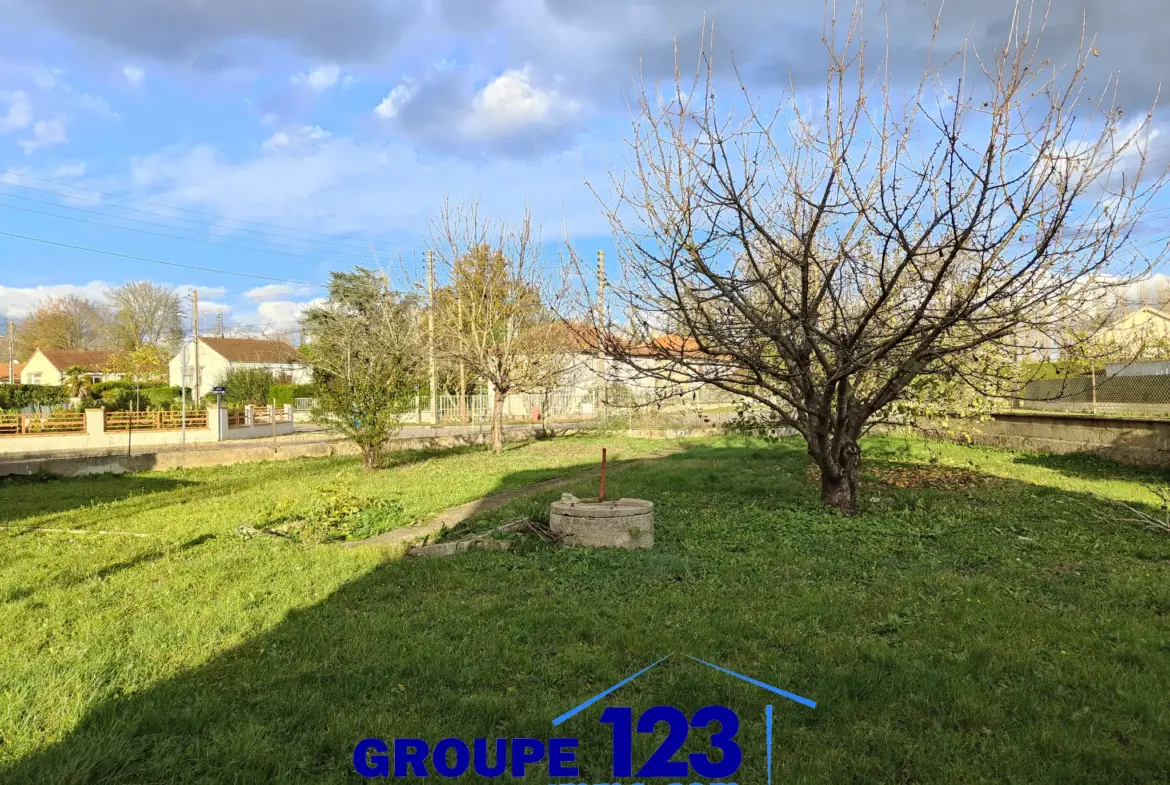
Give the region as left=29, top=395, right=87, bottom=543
left=1012, top=373, right=1170, bottom=418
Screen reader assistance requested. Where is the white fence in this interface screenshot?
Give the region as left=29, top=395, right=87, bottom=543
left=438, top=392, right=490, bottom=423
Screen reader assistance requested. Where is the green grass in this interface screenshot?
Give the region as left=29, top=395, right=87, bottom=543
left=2, top=435, right=1169, bottom=783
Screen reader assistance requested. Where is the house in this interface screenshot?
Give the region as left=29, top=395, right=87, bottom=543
left=169, top=337, right=311, bottom=398
left=1, top=362, right=22, bottom=384
left=20, top=349, right=118, bottom=386
left=1099, top=305, right=1170, bottom=345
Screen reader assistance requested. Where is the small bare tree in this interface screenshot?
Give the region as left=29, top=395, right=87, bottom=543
left=431, top=199, right=573, bottom=454
left=108, top=281, right=183, bottom=352
left=572, top=1, right=1167, bottom=515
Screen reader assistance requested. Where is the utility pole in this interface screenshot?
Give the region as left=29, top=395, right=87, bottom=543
left=192, top=290, right=201, bottom=401
left=6, top=319, right=13, bottom=385
left=427, top=249, right=438, bottom=426
left=215, top=310, right=224, bottom=338
left=457, top=293, right=468, bottom=424
left=597, top=250, right=608, bottom=420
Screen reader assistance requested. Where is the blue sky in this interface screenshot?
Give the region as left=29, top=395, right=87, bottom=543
left=0, top=0, right=1167, bottom=334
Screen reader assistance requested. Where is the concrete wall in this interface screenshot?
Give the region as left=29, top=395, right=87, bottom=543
left=0, top=424, right=553, bottom=478
left=934, top=411, right=1170, bottom=467
left=0, top=406, right=294, bottom=455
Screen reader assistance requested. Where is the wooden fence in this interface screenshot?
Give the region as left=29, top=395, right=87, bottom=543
left=0, top=412, right=86, bottom=436
left=104, top=410, right=209, bottom=432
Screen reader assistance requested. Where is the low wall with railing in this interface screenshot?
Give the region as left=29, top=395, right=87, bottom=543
left=0, top=405, right=295, bottom=454
left=923, top=410, right=1170, bottom=467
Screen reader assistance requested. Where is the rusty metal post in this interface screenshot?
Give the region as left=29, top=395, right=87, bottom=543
left=600, top=447, right=607, bottom=502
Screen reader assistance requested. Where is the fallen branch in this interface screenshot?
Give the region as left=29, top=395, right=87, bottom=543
left=407, top=518, right=563, bottom=557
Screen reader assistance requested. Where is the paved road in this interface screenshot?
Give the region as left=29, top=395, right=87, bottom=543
left=0, top=421, right=591, bottom=462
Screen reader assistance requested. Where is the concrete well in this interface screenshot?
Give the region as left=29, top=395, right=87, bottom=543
left=549, top=494, right=654, bottom=549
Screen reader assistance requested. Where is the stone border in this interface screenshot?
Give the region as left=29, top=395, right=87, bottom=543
left=343, top=447, right=687, bottom=550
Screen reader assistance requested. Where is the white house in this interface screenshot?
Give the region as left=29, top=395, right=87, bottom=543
left=20, top=348, right=121, bottom=386
left=169, top=337, right=311, bottom=398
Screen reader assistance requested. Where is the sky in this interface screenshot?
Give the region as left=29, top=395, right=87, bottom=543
left=0, top=0, right=1168, bottom=337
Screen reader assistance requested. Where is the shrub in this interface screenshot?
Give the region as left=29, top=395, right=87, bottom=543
left=90, top=380, right=169, bottom=397
left=214, top=368, right=276, bottom=406
left=144, top=386, right=182, bottom=411
left=0, top=384, right=69, bottom=412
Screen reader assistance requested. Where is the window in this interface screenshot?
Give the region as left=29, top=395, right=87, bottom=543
left=27, top=372, right=41, bottom=384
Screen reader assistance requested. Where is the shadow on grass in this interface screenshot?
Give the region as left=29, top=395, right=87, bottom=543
left=2, top=442, right=1168, bottom=783
left=1013, top=450, right=1169, bottom=484
left=1, top=534, right=217, bottom=606
left=0, top=474, right=195, bottom=525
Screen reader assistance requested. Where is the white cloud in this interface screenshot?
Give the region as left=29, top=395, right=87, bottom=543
left=259, top=298, right=325, bottom=325
left=261, top=125, right=331, bottom=153
left=51, top=162, right=87, bottom=178
left=292, top=64, right=341, bottom=92
left=374, top=82, right=416, bottom=120
left=245, top=283, right=316, bottom=302
left=0, top=281, right=111, bottom=319
left=197, top=300, right=233, bottom=315
left=122, top=65, right=145, bottom=87
left=18, top=117, right=67, bottom=154
left=191, top=285, right=228, bottom=299
left=29, top=65, right=63, bottom=91
left=464, top=67, right=579, bottom=137
left=232, top=298, right=326, bottom=332
left=123, top=134, right=609, bottom=237
left=0, top=90, right=33, bottom=133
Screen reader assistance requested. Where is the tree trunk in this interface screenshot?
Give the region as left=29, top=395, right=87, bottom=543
left=819, top=439, right=861, bottom=516
left=362, top=444, right=381, bottom=471
left=490, top=392, right=506, bottom=454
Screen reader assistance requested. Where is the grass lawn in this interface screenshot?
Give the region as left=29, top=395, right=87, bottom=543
left=1, top=434, right=1168, bottom=783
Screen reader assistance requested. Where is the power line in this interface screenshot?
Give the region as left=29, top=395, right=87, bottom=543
left=0, top=169, right=394, bottom=247
left=0, top=179, right=382, bottom=253
left=0, top=229, right=327, bottom=287
left=0, top=201, right=378, bottom=263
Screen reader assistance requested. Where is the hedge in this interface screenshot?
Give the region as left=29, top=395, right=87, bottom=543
left=0, top=384, right=70, bottom=411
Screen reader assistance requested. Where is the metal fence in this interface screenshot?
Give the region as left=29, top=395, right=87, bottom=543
left=1013, top=373, right=1170, bottom=418
left=437, top=392, right=490, bottom=423
left=522, top=389, right=598, bottom=419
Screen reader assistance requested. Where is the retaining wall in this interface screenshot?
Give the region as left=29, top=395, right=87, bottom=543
left=932, top=411, right=1170, bottom=467
left=0, top=425, right=554, bottom=478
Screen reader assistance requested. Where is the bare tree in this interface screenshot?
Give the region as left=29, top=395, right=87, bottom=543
left=15, top=295, right=109, bottom=358
left=571, top=1, right=1167, bottom=515
left=431, top=199, right=573, bottom=453
left=108, top=281, right=183, bottom=351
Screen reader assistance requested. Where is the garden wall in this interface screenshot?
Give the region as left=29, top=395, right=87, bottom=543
left=939, top=411, right=1170, bottom=467
left=0, top=406, right=295, bottom=456
left=0, top=424, right=566, bottom=478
